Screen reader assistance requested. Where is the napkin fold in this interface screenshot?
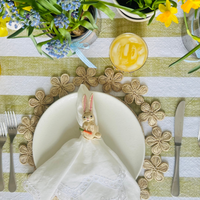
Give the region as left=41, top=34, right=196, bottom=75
left=24, top=85, right=140, bottom=200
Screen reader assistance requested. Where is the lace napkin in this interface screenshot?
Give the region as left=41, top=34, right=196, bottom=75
left=24, top=85, right=140, bottom=200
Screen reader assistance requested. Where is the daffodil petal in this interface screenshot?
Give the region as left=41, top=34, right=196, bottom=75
left=23, top=6, right=32, bottom=11
left=171, top=14, right=179, bottom=24
left=165, top=17, right=172, bottom=28
left=181, top=0, right=193, bottom=13
left=156, top=14, right=162, bottom=22
left=166, top=0, right=171, bottom=10
left=159, top=4, right=167, bottom=13
left=170, top=7, right=178, bottom=14
left=0, top=27, right=8, bottom=37
left=157, top=13, right=168, bottom=23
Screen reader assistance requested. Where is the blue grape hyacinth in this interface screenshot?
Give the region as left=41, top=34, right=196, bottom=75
left=54, top=13, right=69, bottom=29
left=57, top=0, right=81, bottom=11
left=46, top=39, right=71, bottom=58
left=71, top=11, right=78, bottom=19
left=22, top=9, right=41, bottom=27
left=2, top=0, right=41, bottom=29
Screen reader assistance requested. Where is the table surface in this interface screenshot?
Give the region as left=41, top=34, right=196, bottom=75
left=0, top=1, right=200, bottom=199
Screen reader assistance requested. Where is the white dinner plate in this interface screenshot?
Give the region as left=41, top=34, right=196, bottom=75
left=33, top=92, right=145, bottom=179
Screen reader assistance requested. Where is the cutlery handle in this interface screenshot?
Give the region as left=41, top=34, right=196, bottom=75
left=9, top=142, right=17, bottom=192
left=0, top=148, right=4, bottom=191
left=171, top=145, right=181, bottom=197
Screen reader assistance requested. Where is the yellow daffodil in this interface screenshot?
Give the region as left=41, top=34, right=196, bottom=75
left=156, top=0, right=178, bottom=27
left=181, top=0, right=200, bottom=13
left=0, top=17, right=10, bottom=37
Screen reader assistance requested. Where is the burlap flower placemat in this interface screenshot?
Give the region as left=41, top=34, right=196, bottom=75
left=18, top=66, right=172, bottom=200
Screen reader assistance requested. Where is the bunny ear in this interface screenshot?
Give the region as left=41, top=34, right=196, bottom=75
left=82, top=95, right=87, bottom=112
left=89, top=94, right=93, bottom=111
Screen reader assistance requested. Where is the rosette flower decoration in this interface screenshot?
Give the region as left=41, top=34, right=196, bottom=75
left=19, top=141, right=34, bottom=166
left=98, top=68, right=123, bottom=93
left=122, top=79, right=148, bottom=105
left=143, top=155, right=169, bottom=182
left=138, top=101, right=165, bottom=127
left=18, top=116, right=39, bottom=141
left=29, top=91, right=54, bottom=116
left=146, top=126, right=172, bottom=155
left=73, top=66, right=98, bottom=90
left=50, top=74, right=75, bottom=98
left=138, top=178, right=150, bottom=200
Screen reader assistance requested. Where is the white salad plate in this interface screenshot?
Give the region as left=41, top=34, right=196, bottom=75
left=33, top=92, right=145, bottom=179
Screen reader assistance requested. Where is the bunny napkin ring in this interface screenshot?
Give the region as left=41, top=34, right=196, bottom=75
left=81, top=94, right=101, bottom=140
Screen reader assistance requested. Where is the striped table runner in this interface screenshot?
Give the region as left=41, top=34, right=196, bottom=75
left=0, top=1, right=200, bottom=199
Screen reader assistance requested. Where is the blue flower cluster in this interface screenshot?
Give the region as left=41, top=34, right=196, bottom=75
left=46, top=39, right=71, bottom=58
left=54, top=13, right=69, bottom=28
left=71, top=11, right=78, bottom=19
left=1, top=0, right=41, bottom=29
left=23, top=10, right=41, bottom=27
left=57, top=0, right=81, bottom=11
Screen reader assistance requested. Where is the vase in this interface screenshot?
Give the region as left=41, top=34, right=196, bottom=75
left=112, top=0, right=157, bottom=22
left=44, top=6, right=101, bottom=67
left=46, top=6, right=101, bottom=46
left=182, top=9, right=200, bottom=58
left=72, top=7, right=101, bottom=46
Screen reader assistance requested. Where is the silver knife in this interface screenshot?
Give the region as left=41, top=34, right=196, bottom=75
left=171, top=101, right=185, bottom=197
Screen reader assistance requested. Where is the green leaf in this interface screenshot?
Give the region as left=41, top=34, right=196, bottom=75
left=50, top=20, right=54, bottom=30
left=81, top=11, right=98, bottom=29
left=83, top=4, right=90, bottom=11
left=28, top=26, right=34, bottom=36
left=48, top=0, right=57, bottom=5
left=35, top=2, right=48, bottom=12
left=145, top=0, right=153, bottom=6
left=33, top=32, right=53, bottom=37
left=7, top=27, right=26, bottom=39
left=42, top=51, right=54, bottom=59
left=79, top=20, right=94, bottom=30
left=78, top=5, right=83, bottom=19
left=29, top=34, right=42, bottom=55
left=58, top=28, right=71, bottom=44
left=37, top=0, right=61, bottom=14
left=195, top=9, right=198, bottom=19
left=169, top=44, right=200, bottom=67
left=188, top=65, right=200, bottom=74
left=67, top=50, right=73, bottom=57
left=37, top=38, right=54, bottom=54
left=92, top=2, right=115, bottom=20
left=148, top=10, right=156, bottom=25
left=82, top=1, right=146, bottom=18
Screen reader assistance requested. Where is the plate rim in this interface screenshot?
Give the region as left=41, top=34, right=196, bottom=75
left=33, top=91, right=145, bottom=179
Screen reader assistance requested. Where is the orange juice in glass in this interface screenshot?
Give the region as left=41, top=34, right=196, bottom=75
left=109, top=33, right=148, bottom=72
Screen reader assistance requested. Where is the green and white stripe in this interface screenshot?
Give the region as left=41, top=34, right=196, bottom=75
left=0, top=0, right=199, bottom=198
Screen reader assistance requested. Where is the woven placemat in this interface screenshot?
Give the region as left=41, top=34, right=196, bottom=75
left=18, top=66, right=172, bottom=199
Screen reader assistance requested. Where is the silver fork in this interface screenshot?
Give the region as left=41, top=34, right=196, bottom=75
left=0, top=123, right=7, bottom=191
left=5, top=111, right=17, bottom=192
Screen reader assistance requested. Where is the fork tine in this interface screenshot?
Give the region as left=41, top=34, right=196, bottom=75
left=5, top=111, right=10, bottom=127
left=12, top=111, right=17, bottom=127
left=0, top=123, right=6, bottom=137
left=2, top=123, right=7, bottom=137
left=10, top=111, right=14, bottom=128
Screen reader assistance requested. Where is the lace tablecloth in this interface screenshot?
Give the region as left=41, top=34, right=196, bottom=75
left=0, top=1, right=200, bottom=199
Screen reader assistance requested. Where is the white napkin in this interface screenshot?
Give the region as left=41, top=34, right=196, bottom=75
left=24, top=85, right=140, bottom=200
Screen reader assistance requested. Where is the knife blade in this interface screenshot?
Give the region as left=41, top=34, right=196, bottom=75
left=171, top=101, right=185, bottom=197
left=174, top=101, right=185, bottom=145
